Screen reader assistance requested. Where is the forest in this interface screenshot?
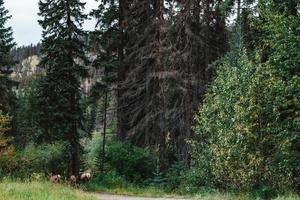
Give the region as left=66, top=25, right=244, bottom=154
left=0, top=0, right=299, bottom=200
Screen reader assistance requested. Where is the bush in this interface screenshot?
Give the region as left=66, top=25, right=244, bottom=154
left=84, top=170, right=128, bottom=190
left=82, top=131, right=102, bottom=173
left=192, top=14, right=300, bottom=192
left=9, top=142, right=68, bottom=178
left=0, top=111, right=15, bottom=175
left=252, top=185, right=278, bottom=200
left=163, top=161, right=184, bottom=192
left=107, top=141, right=155, bottom=183
left=83, top=138, right=156, bottom=184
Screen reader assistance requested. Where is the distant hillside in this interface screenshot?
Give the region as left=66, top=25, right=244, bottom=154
left=11, top=55, right=42, bottom=88
left=11, top=44, right=41, bottom=62
left=10, top=45, right=103, bottom=92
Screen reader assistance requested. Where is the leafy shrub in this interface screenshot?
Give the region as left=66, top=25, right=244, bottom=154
left=252, top=185, right=278, bottom=200
left=163, top=161, right=184, bottom=192
left=107, top=141, right=155, bottom=183
left=84, top=170, right=127, bottom=190
left=0, top=111, right=15, bottom=175
left=11, top=142, right=68, bottom=178
left=192, top=12, right=300, bottom=192
left=82, top=131, right=102, bottom=173
left=14, top=76, right=45, bottom=147
left=179, top=167, right=212, bottom=194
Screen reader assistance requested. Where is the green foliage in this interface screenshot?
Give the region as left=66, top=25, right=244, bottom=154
left=0, top=110, right=10, bottom=137
left=107, top=141, right=155, bottom=183
left=253, top=185, right=278, bottom=200
left=37, top=0, right=88, bottom=175
left=0, top=0, right=16, bottom=110
left=90, top=0, right=119, bottom=83
left=14, top=76, right=44, bottom=146
left=178, top=167, right=212, bottom=194
left=192, top=5, right=300, bottom=194
left=82, top=172, right=169, bottom=197
left=84, top=170, right=127, bottom=190
left=0, top=111, right=15, bottom=175
left=12, top=142, right=68, bottom=178
left=148, top=159, right=185, bottom=192
left=83, top=136, right=156, bottom=183
left=151, top=163, right=165, bottom=187
left=162, top=161, right=185, bottom=192
left=257, top=7, right=300, bottom=192
left=193, top=46, right=261, bottom=190
left=0, top=142, right=67, bottom=178
left=82, top=131, right=102, bottom=173
left=1, top=1, right=300, bottom=199
left=274, top=195, right=300, bottom=200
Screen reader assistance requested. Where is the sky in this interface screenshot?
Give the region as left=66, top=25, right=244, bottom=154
left=4, top=0, right=99, bottom=46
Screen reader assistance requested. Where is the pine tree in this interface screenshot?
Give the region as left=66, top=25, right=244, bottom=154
left=38, top=0, right=88, bottom=175
left=0, top=0, right=16, bottom=110
left=114, top=0, right=229, bottom=168
left=90, top=0, right=119, bottom=171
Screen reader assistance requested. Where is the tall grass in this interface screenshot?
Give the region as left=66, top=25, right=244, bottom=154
left=0, top=181, right=98, bottom=200
left=82, top=177, right=300, bottom=200
left=274, top=196, right=300, bottom=200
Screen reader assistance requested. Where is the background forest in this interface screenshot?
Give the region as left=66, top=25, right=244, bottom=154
left=0, top=0, right=299, bottom=199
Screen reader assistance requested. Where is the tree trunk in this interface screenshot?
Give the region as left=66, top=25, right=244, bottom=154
left=117, top=0, right=126, bottom=140
left=288, top=0, right=297, bottom=16
left=101, top=88, right=108, bottom=172
left=71, top=140, right=80, bottom=176
left=237, top=0, right=241, bottom=26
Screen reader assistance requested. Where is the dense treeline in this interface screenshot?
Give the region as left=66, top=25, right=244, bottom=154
left=11, top=44, right=41, bottom=62
left=0, top=0, right=299, bottom=199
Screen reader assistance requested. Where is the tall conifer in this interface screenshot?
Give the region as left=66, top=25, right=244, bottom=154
left=38, top=0, right=88, bottom=175
left=0, top=0, right=15, bottom=110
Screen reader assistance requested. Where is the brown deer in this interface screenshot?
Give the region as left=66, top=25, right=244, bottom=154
left=69, top=175, right=78, bottom=186
left=80, top=172, right=91, bottom=182
left=50, top=174, right=62, bottom=183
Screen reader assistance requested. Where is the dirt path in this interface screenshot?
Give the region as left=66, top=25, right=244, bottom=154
left=94, top=193, right=188, bottom=200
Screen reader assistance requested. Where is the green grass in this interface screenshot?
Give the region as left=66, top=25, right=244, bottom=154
left=82, top=181, right=234, bottom=199
left=82, top=183, right=172, bottom=197
left=2, top=180, right=297, bottom=200
left=82, top=181, right=300, bottom=200
left=274, top=195, right=300, bottom=200
left=0, top=181, right=98, bottom=200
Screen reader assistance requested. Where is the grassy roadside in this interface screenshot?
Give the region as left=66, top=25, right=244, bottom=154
left=81, top=181, right=233, bottom=199
left=81, top=181, right=300, bottom=200
left=82, top=184, right=177, bottom=198
left=0, top=180, right=298, bottom=200
left=0, top=181, right=98, bottom=200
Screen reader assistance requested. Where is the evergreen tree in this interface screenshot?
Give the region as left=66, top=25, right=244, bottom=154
left=89, top=0, right=119, bottom=171
left=38, top=0, right=88, bottom=175
left=0, top=0, right=16, bottom=111
left=111, top=0, right=229, bottom=168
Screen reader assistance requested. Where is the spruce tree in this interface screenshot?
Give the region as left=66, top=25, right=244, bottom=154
left=0, top=0, right=15, bottom=110
left=38, top=0, right=88, bottom=175
left=90, top=0, right=119, bottom=171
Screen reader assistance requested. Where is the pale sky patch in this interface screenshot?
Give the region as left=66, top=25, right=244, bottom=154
left=4, top=0, right=99, bottom=46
